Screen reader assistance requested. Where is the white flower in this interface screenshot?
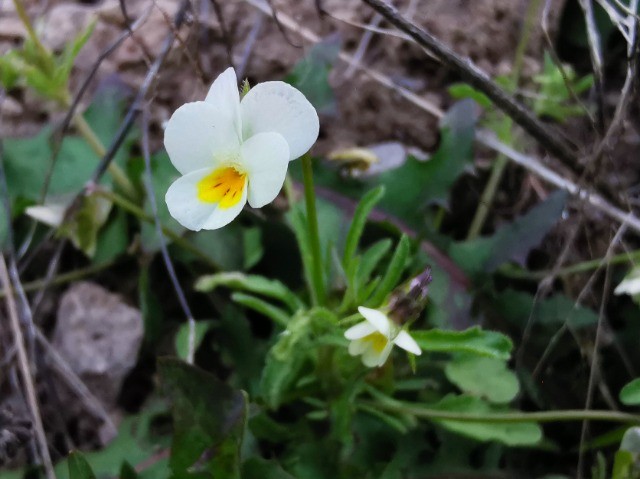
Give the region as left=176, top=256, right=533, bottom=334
left=614, top=266, right=640, bottom=297
left=164, top=67, right=319, bottom=230
left=344, top=306, right=421, bottom=368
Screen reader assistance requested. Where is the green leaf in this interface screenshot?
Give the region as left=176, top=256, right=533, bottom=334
left=445, top=356, right=519, bottom=404
left=195, top=272, right=303, bottom=312
left=158, top=358, right=248, bottom=478
left=243, top=227, right=264, bottom=269
left=448, top=83, right=492, bottom=108
left=175, top=320, right=215, bottom=361
left=612, top=450, right=635, bottom=479
left=450, top=190, right=568, bottom=276
left=367, top=235, right=410, bottom=307
left=286, top=34, right=341, bottom=115
left=94, top=207, right=128, bottom=263
left=411, top=327, right=513, bottom=360
left=491, top=289, right=599, bottom=329
left=68, top=452, right=97, bottom=479
left=58, top=20, right=96, bottom=82
left=620, top=379, right=640, bottom=406
left=343, top=186, right=385, bottom=269
left=179, top=225, right=244, bottom=271
left=231, top=292, right=291, bottom=327
left=119, top=462, right=139, bottom=479
left=431, top=395, right=542, bottom=446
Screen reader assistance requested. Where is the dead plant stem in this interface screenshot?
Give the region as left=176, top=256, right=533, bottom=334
left=0, top=255, right=55, bottom=479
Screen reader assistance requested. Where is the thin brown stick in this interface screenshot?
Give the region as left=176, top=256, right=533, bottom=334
left=0, top=255, right=55, bottom=479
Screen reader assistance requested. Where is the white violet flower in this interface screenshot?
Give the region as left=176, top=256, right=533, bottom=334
left=344, top=306, right=422, bottom=368
left=614, top=266, right=640, bottom=298
left=164, top=67, right=319, bottom=230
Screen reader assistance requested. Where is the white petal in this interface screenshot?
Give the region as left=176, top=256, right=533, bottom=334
left=25, top=203, right=66, bottom=227
left=199, top=183, right=247, bottom=230
left=376, top=342, right=394, bottom=366
left=357, top=307, right=391, bottom=337
left=393, top=331, right=422, bottom=355
left=361, top=341, right=393, bottom=368
left=614, top=276, right=640, bottom=296
left=241, top=81, right=319, bottom=161
left=240, top=132, right=290, bottom=208
left=204, top=67, right=242, bottom=141
left=344, top=321, right=377, bottom=340
left=164, top=101, right=241, bottom=175
left=165, top=168, right=247, bottom=231
left=348, top=339, right=369, bottom=356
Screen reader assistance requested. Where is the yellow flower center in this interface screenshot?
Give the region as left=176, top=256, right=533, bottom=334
left=363, top=332, right=389, bottom=354
left=197, top=166, right=247, bottom=209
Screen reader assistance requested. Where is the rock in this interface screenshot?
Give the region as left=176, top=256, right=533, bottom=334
left=53, top=281, right=143, bottom=408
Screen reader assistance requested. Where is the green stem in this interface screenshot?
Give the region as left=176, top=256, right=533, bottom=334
left=466, top=0, right=542, bottom=240
left=12, top=0, right=54, bottom=73
left=0, top=261, right=114, bottom=299
left=500, top=249, right=640, bottom=281
left=72, top=114, right=138, bottom=200
left=95, top=189, right=220, bottom=271
left=301, top=154, right=326, bottom=306
left=363, top=400, right=640, bottom=425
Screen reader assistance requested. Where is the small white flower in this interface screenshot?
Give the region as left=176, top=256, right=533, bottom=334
left=344, top=306, right=421, bottom=368
left=614, top=266, right=640, bottom=297
left=164, top=67, right=319, bottom=230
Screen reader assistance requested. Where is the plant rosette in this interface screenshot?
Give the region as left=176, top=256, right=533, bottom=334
left=164, top=67, right=319, bottom=230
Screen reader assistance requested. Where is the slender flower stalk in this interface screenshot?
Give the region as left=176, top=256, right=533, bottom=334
left=301, top=154, right=326, bottom=306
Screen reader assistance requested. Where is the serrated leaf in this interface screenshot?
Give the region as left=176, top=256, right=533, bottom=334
left=620, top=379, right=640, bottom=406
left=411, top=327, right=513, bottom=360
left=445, top=356, right=519, bottom=404
left=431, top=395, right=542, bottom=446
left=158, top=358, right=247, bottom=478
left=68, top=452, right=96, bottom=479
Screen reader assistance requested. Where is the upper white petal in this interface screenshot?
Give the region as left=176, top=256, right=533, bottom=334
left=165, top=168, right=247, bottom=231
left=204, top=67, right=242, bottom=141
left=164, top=101, right=241, bottom=175
left=240, top=81, right=319, bottom=161
left=344, top=321, right=377, bottom=340
left=240, top=132, right=290, bottom=208
left=357, top=307, right=391, bottom=337
left=393, top=331, right=422, bottom=355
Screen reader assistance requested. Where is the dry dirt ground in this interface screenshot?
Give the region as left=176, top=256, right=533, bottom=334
left=1, top=0, right=565, bottom=153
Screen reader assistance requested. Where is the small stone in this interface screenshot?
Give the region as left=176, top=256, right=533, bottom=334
left=53, top=281, right=143, bottom=408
